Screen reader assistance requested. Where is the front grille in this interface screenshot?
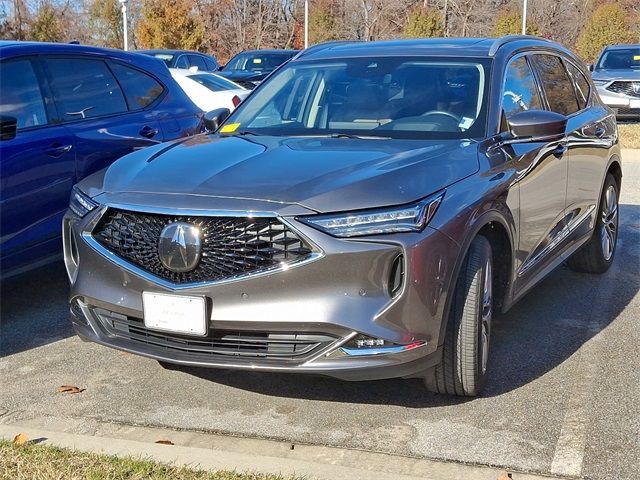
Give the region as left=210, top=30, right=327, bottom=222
left=93, top=209, right=313, bottom=284
left=614, top=107, right=640, bottom=117
left=606, top=81, right=640, bottom=98
left=93, top=307, right=335, bottom=361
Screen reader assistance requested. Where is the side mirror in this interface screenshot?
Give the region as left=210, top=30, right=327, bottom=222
left=0, top=116, right=17, bottom=141
left=203, top=108, right=231, bottom=132
left=507, top=109, right=566, bottom=140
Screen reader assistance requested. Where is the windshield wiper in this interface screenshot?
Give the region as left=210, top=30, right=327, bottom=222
left=234, top=130, right=261, bottom=136
left=286, top=132, right=391, bottom=140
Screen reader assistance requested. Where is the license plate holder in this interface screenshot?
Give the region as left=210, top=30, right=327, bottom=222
left=142, top=292, right=207, bottom=336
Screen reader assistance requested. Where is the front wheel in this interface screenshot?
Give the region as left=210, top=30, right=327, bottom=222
left=425, top=235, right=493, bottom=397
left=567, top=173, right=619, bottom=274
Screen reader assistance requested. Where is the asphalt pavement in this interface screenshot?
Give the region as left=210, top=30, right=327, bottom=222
left=1, top=150, right=639, bottom=480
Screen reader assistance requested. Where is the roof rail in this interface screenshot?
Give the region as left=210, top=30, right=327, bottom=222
left=293, top=40, right=360, bottom=60
left=488, top=35, right=550, bottom=56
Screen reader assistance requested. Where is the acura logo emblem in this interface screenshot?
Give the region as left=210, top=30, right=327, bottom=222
left=158, top=222, right=202, bottom=273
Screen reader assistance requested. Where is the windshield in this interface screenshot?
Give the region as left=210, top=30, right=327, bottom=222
left=149, top=53, right=174, bottom=66
left=596, top=48, right=640, bottom=70
left=188, top=74, right=242, bottom=92
left=224, top=57, right=490, bottom=140
left=224, top=52, right=294, bottom=72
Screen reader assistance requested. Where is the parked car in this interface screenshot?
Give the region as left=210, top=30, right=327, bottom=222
left=65, top=36, right=621, bottom=397
left=591, top=44, right=640, bottom=121
left=0, top=41, right=204, bottom=278
left=138, top=49, right=219, bottom=72
left=218, top=49, right=298, bottom=88
left=169, top=68, right=250, bottom=113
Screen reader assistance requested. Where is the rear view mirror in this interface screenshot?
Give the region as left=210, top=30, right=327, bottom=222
left=0, top=116, right=17, bottom=141
left=203, top=108, right=231, bottom=132
left=507, top=109, right=567, bottom=140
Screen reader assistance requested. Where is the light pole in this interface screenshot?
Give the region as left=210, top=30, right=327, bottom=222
left=522, top=0, right=528, bottom=35
left=119, top=0, right=128, bottom=51
left=304, top=0, right=309, bottom=48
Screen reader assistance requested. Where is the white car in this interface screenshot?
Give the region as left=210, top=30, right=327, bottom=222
left=169, top=68, right=250, bottom=112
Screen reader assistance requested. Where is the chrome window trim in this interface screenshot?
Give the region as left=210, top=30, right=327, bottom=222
left=81, top=204, right=325, bottom=291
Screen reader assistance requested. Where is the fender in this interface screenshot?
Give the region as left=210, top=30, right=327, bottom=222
left=435, top=203, right=517, bottom=348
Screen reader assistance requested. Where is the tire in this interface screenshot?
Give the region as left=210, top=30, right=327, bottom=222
left=567, top=173, right=619, bottom=274
left=425, top=235, right=493, bottom=397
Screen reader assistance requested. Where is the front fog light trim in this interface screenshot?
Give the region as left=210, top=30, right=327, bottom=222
left=326, top=333, right=427, bottom=357
left=340, top=340, right=427, bottom=357
left=298, top=191, right=444, bottom=238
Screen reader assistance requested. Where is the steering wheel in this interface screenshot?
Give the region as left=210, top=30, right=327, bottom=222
left=420, top=110, right=462, bottom=124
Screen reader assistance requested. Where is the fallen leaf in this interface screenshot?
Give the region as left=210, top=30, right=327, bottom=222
left=12, top=433, right=28, bottom=445
left=57, top=385, right=85, bottom=394
left=155, top=440, right=174, bottom=445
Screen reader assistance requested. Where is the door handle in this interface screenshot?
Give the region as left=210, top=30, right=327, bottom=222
left=139, top=125, right=159, bottom=138
left=45, top=143, right=73, bottom=157
left=552, top=143, right=567, bottom=158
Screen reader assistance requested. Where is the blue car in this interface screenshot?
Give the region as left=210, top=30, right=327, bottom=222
left=0, top=41, right=204, bottom=278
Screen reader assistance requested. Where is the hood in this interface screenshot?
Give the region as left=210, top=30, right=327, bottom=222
left=92, top=134, right=479, bottom=214
left=592, top=68, right=640, bottom=81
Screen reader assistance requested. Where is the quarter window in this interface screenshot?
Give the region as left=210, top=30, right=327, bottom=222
left=0, top=59, right=48, bottom=129
left=501, top=56, right=542, bottom=126
left=45, top=58, right=128, bottom=121
left=110, top=62, right=164, bottom=109
left=530, top=54, right=579, bottom=116
left=565, top=62, right=590, bottom=110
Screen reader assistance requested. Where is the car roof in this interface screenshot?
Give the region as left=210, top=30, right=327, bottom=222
left=139, top=49, right=212, bottom=56
left=234, top=49, right=298, bottom=55
left=0, top=41, right=167, bottom=70
left=601, top=44, right=640, bottom=50
left=295, top=36, right=567, bottom=61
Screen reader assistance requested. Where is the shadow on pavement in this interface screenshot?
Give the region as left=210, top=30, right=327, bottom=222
left=0, top=261, right=73, bottom=357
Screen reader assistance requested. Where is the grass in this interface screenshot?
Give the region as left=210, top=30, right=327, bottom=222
left=0, top=440, right=300, bottom=480
left=619, top=123, right=640, bottom=149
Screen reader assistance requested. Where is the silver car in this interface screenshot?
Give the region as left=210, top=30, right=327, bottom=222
left=591, top=44, right=640, bottom=121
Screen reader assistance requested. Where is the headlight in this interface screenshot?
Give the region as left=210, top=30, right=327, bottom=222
left=299, top=191, right=444, bottom=238
left=592, top=79, right=609, bottom=86
left=69, top=186, right=98, bottom=217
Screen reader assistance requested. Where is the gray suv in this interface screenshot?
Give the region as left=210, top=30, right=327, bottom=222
left=591, top=44, right=640, bottom=121
left=64, top=36, right=621, bottom=397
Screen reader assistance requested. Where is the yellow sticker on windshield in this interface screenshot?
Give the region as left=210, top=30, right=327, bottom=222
left=220, top=123, right=240, bottom=133
left=253, top=58, right=262, bottom=64
left=634, top=55, right=640, bottom=60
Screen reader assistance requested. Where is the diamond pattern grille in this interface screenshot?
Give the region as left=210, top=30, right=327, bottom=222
left=606, top=81, right=640, bottom=98
left=93, top=209, right=312, bottom=284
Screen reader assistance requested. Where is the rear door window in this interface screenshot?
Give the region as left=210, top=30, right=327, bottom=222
left=501, top=56, right=542, bottom=131
left=45, top=57, right=128, bottom=121
left=175, top=55, right=189, bottom=69
left=204, top=57, right=218, bottom=71
left=530, top=54, right=580, bottom=116
left=188, top=55, right=207, bottom=72
left=564, top=61, right=590, bottom=110
left=110, top=62, right=164, bottom=109
left=0, top=59, right=48, bottom=129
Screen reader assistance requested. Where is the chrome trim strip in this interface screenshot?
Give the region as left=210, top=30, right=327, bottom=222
left=93, top=202, right=292, bottom=218
left=81, top=204, right=325, bottom=291
left=518, top=204, right=596, bottom=276
left=340, top=341, right=427, bottom=357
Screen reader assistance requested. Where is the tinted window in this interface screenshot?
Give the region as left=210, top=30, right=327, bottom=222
left=530, top=54, right=579, bottom=116
left=228, top=57, right=491, bottom=140
left=175, top=55, right=189, bottom=69
left=0, top=59, right=48, bottom=129
left=187, top=74, right=241, bottom=92
left=45, top=58, right=127, bottom=121
left=110, top=62, right=164, bottom=109
left=204, top=57, right=218, bottom=71
left=149, top=53, right=174, bottom=66
left=565, top=62, right=590, bottom=110
left=502, top=56, right=542, bottom=121
left=225, top=52, right=293, bottom=72
left=188, top=55, right=207, bottom=72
